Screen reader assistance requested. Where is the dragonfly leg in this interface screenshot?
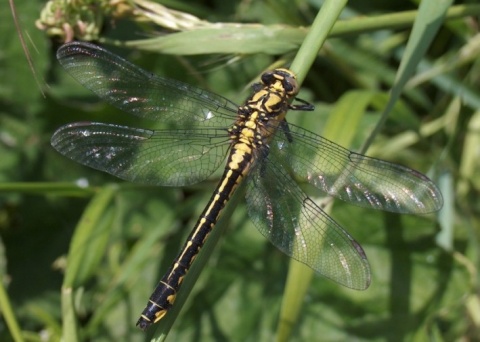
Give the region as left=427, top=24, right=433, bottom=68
left=289, top=97, right=314, bottom=111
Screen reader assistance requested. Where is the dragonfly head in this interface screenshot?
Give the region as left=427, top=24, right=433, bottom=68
left=261, top=69, right=299, bottom=97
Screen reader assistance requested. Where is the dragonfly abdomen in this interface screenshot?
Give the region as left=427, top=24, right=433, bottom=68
left=136, top=146, right=254, bottom=330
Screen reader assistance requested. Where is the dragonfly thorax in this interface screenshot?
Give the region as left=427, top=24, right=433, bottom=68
left=229, top=69, right=301, bottom=148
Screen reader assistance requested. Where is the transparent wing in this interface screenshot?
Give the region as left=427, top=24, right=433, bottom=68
left=56, top=42, right=238, bottom=127
left=51, top=122, right=231, bottom=186
left=269, top=122, right=443, bottom=214
left=245, top=152, right=371, bottom=290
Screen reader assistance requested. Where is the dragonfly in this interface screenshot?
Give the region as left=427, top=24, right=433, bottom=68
left=51, top=41, right=443, bottom=331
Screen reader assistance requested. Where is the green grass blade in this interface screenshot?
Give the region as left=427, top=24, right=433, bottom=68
left=61, top=185, right=116, bottom=341
left=0, top=274, right=24, bottom=342
left=289, top=0, right=348, bottom=83
left=362, top=0, right=454, bottom=153
left=125, top=25, right=308, bottom=56
left=63, top=185, right=116, bottom=288
left=277, top=1, right=349, bottom=340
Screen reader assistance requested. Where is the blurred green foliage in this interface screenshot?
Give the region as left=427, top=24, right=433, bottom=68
left=0, top=0, right=479, bottom=341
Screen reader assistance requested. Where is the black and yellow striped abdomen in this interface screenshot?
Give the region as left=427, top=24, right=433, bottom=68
left=136, top=149, right=252, bottom=329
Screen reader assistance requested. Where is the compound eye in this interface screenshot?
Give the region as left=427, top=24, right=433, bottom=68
left=283, top=81, right=294, bottom=92
left=261, top=71, right=275, bottom=85
left=283, top=76, right=299, bottom=95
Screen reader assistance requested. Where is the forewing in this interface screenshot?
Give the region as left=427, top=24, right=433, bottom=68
left=51, top=122, right=230, bottom=186
left=245, top=153, right=371, bottom=290
left=56, top=42, right=238, bottom=128
left=270, top=123, right=443, bottom=214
